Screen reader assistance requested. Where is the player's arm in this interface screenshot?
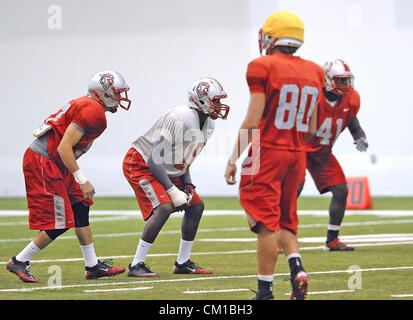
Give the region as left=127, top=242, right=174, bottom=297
left=225, top=93, right=266, bottom=185
left=147, top=137, right=174, bottom=191
left=57, top=123, right=95, bottom=198
left=306, top=103, right=318, bottom=142
left=181, top=170, right=192, bottom=186
left=148, top=137, right=188, bottom=209
left=180, top=170, right=196, bottom=202
left=348, top=116, right=368, bottom=152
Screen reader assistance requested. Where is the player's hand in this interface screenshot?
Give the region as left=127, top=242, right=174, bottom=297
left=225, top=162, right=237, bottom=185
left=79, top=181, right=95, bottom=199
left=184, top=184, right=196, bottom=204
left=167, top=186, right=189, bottom=211
left=354, top=137, right=368, bottom=152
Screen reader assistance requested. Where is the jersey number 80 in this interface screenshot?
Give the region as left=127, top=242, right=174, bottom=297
left=275, top=85, right=319, bottom=132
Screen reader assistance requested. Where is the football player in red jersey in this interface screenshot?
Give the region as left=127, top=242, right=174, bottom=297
left=225, top=10, right=324, bottom=300
left=298, top=59, right=368, bottom=251
left=6, top=70, right=130, bottom=283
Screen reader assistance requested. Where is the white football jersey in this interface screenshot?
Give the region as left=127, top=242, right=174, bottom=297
left=132, top=105, right=215, bottom=177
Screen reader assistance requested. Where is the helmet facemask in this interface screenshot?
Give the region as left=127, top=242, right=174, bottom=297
left=188, top=78, right=230, bottom=120
left=207, top=95, right=230, bottom=120
left=88, top=70, right=131, bottom=111
left=259, top=28, right=277, bottom=56
left=101, top=76, right=131, bottom=110
left=331, top=75, right=354, bottom=95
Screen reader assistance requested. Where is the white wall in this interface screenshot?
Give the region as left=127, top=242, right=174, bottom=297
left=1, top=0, right=412, bottom=197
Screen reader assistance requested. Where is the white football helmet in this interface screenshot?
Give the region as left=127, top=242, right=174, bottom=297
left=188, top=77, right=230, bottom=120
left=88, top=70, right=131, bottom=111
left=323, top=59, right=354, bottom=95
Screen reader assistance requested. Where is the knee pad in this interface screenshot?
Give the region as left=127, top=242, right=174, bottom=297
left=72, top=202, right=90, bottom=227
left=44, top=228, right=68, bottom=240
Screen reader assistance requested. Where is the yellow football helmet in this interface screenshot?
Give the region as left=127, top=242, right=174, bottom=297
left=259, top=10, right=304, bottom=55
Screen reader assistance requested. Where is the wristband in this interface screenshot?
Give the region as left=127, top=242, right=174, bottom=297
left=73, top=169, right=88, bottom=185
left=166, top=185, right=178, bottom=194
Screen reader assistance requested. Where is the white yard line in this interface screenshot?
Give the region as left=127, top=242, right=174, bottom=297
left=1, top=265, right=412, bottom=293
left=308, top=290, right=355, bottom=295
left=391, top=294, right=413, bottom=298
left=0, top=250, right=257, bottom=265
left=1, top=238, right=413, bottom=265
left=0, top=216, right=136, bottom=226
left=183, top=288, right=250, bottom=294
left=3, top=217, right=413, bottom=228
left=2, top=210, right=413, bottom=218
left=0, top=227, right=247, bottom=243
left=83, top=286, right=153, bottom=293
left=284, top=290, right=355, bottom=296
left=3, top=217, right=413, bottom=242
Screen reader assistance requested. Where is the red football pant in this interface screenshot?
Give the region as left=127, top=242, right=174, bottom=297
left=122, top=148, right=202, bottom=220
left=23, top=148, right=92, bottom=230
left=239, top=146, right=306, bottom=235
left=306, top=152, right=346, bottom=194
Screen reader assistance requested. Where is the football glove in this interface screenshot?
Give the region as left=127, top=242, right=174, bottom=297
left=184, top=184, right=196, bottom=204
left=354, top=137, right=368, bottom=152
left=167, top=186, right=188, bottom=211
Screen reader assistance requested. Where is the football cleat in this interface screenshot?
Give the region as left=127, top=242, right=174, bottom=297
left=6, top=256, right=39, bottom=283
left=323, top=238, right=355, bottom=251
left=173, top=259, right=213, bottom=274
left=251, top=289, right=274, bottom=300
left=290, top=271, right=309, bottom=300
left=127, top=262, right=160, bottom=278
left=85, top=259, right=125, bottom=280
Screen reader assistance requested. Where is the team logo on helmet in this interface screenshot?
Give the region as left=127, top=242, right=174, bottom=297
left=99, top=73, right=115, bottom=91
left=196, top=82, right=209, bottom=99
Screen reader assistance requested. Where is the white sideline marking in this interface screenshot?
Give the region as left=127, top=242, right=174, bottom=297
left=2, top=209, right=413, bottom=217
left=84, top=286, right=153, bottom=293
left=183, top=288, right=250, bottom=294
left=391, top=294, right=413, bottom=298
left=1, top=265, right=412, bottom=293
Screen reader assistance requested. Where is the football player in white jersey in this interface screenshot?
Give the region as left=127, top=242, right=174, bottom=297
left=123, top=77, right=230, bottom=276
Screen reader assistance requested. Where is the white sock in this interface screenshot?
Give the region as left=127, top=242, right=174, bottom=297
left=131, top=239, right=153, bottom=267
left=176, top=239, right=194, bottom=265
left=80, top=243, right=98, bottom=268
left=15, top=241, right=40, bottom=262
left=258, top=274, right=274, bottom=282
left=286, top=253, right=302, bottom=260
left=328, top=224, right=340, bottom=231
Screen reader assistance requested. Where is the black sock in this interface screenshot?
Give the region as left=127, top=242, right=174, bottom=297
left=288, top=256, right=305, bottom=279
left=327, top=229, right=339, bottom=243
left=257, top=279, right=273, bottom=297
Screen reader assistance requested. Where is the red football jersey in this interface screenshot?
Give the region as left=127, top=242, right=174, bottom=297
left=246, top=53, right=325, bottom=151
left=306, top=89, right=360, bottom=161
left=45, top=96, right=107, bottom=169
